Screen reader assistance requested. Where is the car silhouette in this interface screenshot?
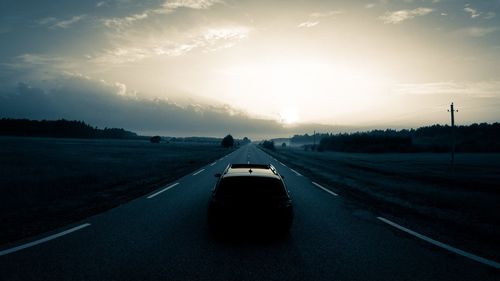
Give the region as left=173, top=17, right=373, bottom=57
left=208, top=164, right=293, bottom=233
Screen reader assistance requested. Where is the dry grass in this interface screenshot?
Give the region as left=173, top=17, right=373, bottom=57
left=264, top=147, right=500, bottom=260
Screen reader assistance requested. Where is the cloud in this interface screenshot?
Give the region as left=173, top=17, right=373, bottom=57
left=394, top=81, right=500, bottom=98
left=484, top=12, right=496, bottom=20
left=464, top=4, right=481, bottom=19
left=298, top=9, right=342, bottom=28
left=102, top=0, right=221, bottom=29
left=4, top=54, right=80, bottom=73
left=94, top=26, right=250, bottom=64
left=162, top=0, right=222, bottom=10
left=463, top=4, right=496, bottom=20
left=454, top=27, right=497, bottom=37
left=102, top=13, right=149, bottom=29
left=379, top=7, right=433, bottom=24
left=365, top=3, right=375, bottom=9
left=52, top=15, right=86, bottom=29
left=297, top=21, right=319, bottom=28
left=98, top=43, right=192, bottom=64
left=96, top=1, right=107, bottom=8
left=37, top=17, right=58, bottom=25
left=0, top=62, right=347, bottom=138
left=309, top=10, right=343, bottom=18
left=37, top=15, right=86, bottom=29
left=202, top=27, right=249, bottom=51
left=0, top=74, right=334, bottom=138
left=15, top=53, right=64, bottom=65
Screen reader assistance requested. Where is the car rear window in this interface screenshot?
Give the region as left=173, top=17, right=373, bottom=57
left=216, top=177, right=286, bottom=198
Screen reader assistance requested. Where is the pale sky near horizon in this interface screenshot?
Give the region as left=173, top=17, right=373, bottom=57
left=0, top=0, right=499, bottom=136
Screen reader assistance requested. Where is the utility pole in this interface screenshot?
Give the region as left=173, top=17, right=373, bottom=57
left=448, top=102, right=458, bottom=169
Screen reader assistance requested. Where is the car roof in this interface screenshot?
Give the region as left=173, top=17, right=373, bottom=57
left=222, top=164, right=281, bottom=180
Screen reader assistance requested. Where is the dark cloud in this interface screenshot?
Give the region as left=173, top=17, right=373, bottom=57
left=0, top=75, right=345, bottom=138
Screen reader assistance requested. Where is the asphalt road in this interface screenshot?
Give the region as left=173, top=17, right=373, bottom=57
left=1, top=144, right=498, bottom=280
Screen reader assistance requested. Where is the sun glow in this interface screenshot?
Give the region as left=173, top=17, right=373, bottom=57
left=216, top=58, right=392, bottom=124
left=280, top=107, right=299, bottom=124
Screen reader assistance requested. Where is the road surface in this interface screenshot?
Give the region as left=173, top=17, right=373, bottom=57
left=1, top=144, right=498, bottom=280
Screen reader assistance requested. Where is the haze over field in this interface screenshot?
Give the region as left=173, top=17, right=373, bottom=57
left=0, top=0, right=499, bottom=138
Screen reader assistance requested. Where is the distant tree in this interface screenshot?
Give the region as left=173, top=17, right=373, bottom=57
left=150, top=136, right=161, bottom=143
left=282, top=142, right=287, bottom=148
left=221, top=134, right=234, bottom=148
left=242, top=137, right=251, bottom=144
left=261, top=140, right=275, bottom=150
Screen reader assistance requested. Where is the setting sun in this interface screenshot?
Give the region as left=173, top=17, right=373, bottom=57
left=280, top=107, right=299, bottom=124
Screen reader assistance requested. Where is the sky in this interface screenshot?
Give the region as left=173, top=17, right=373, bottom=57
left=0, top=0, right=499, bottom=138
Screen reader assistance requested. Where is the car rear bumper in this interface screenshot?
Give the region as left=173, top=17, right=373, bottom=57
left=207, top=203, right=293, bottom=230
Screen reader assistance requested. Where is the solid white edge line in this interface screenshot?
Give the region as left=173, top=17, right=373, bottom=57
left=147, top=183, right=179, bottom=199
left=290, top=168, right=302, bottom=176
left=377, top=217, right=500, bottom=270
left=312, top=182, right=338, bottom=196
left=192, top=169, right=205, bottom=176
left=279, top=162, right=286, bottom=166
left=210, top=162, right=216, bottom=166
left=0, top=223, right=91, bottom=257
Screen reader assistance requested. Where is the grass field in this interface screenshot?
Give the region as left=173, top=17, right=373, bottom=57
left=0, top=137, right=232, bottom=246
left=263, top=147, right=500, bottom=260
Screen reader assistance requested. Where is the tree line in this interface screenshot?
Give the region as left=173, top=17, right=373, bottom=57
left=290, top=123, right=500, bottom=153
left=0, top=118, right=139, bottom=139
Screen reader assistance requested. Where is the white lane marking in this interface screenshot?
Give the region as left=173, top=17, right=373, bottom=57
left=0, top=223, right=91, bottom=257
left=210, top=162, right=216, bottom=166
left=290, top=168, right=302, bottom=176
left=279, top=162, right=286, bottom=167
left=247, top=161, right=250, bottom=164
left=147, top=183, right=179, bottom=199
left=312, top=182, right=338, bottom=196
left=192, top=169, right=205, bottom=176
left=377, top=217, right=500, bottom=270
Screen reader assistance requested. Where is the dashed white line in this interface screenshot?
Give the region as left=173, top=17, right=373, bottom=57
left=147, top=183, right=179, bottom=199
left=312, top=182, right=338, bottom=196
left=192, top=169, right=205, bottom=176
left=290, top=168, right=303, bottom=176
left=210, top=162, right=216, bottom=166
left=0, top=223, right=91, bottom=257
left=279, top=162, right=286, bottom=167
left=377, top=217, right=500, bottom=270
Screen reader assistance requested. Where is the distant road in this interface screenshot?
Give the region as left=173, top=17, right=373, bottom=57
left=0, top=144, right=498, bottom=280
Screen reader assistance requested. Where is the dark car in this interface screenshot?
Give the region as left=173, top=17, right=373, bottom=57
left=208, top=164, right=293, bottom=233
